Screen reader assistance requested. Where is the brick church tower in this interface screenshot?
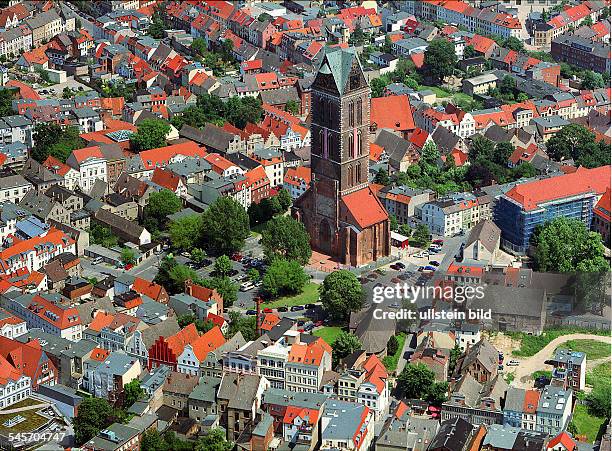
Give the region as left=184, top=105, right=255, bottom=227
left=293, top=48, right=390, bottom=267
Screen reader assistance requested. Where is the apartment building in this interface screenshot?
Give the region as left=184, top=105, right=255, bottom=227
left=285, top=338, right=332, bottom=394
left=421, top=193, right=493, bottom=237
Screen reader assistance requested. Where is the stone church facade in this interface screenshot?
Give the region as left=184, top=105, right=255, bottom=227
left=293, top=48, right=390, bottom=267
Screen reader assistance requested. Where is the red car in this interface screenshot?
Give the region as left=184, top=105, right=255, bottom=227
left=314, top=320, right=324, bottom=327
left=231, top=253, right=242, bottom=261
left=263, top=308, right=273, bottom=314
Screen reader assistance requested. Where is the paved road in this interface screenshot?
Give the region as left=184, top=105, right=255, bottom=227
left=512, top=333, right=612, bottom=388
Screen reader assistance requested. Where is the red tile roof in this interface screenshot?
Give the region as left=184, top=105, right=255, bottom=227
left=546, top=432, right=577, bottom=451
left=166, top=322, right=199, bottom=357
left=132, top=277, right=166, bottom=301
left=43, top=156, right=74, bottom=176
left=370, top=143, right=384, bottom=162
left=151, top=167, right=182, bottom=192
left=341, top=187, right=389, bottom=229
left=5, top=80, right=41, bottom=100
left=505, top=165, right=610, bottom=211
left=283, top=166, right=311, bottom=187
left=0, top=336, right=55, bottom=386
left=523, top=389, right=540, bottom=415
left=139, top=141, right=207, bottom=170
left=371, top=95, right=415, bottom=131
left=189, top=326, right=225, bottom=361
left=260, top=313, right=281, bottom=331
left=594, top=187, right=611, bottom=223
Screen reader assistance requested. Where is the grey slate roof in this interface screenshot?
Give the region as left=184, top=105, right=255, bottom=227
left=141, top=316, right=180, bottom=348
left=465, top=219, right=500, bottom=254
left=217, top=373, right=261, bottom=411
left=189, top=376, right=221, bottom=403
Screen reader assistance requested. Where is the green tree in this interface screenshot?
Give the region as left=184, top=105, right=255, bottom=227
left=74, top=397, right=119, bottom=445
left=581, top=70, right=604, bottom=90
left=247, top=268, right=260, bottom=282
left=319, top=270, right=364, bottom=322
left=168, top=264, right=200, bottom=294
left=333, top=331, right=362, bottom=366
left=140, top=429, right=167, bottom=451
left=123, top=379, right=144, bottom=408
left=374, top=167, right=391, bottom=185
left=191, top=248, right=207, bottom=264
left=449, top=344, right=462, bottom=374
left=387, top=335, right=399, bottom=355
left=195, top=428, right=234, bottom=451
left=261, top=216, right=312, bottom=265
left=120, top=247, right=136, bottom=265
left=580, top=15, right=594, bottom=26
left=262, top=258, right=309, bottom=298
left=412, top=224, right=431, bottom=248
left=503, top=36, right=524, bottom=52
left=586, top=382, right=611, bottom=418
left=224, top=96, right=263, bottom=129
left=201, top=197, right=250, bottom=255
left=494, top=142, right=514, bottom=166
left=285, top=99, right=300, bottom=115
left=131, top=119, right=170, bottom=151
left=517, top=92, right=529, bottom=102
left=546, top=124, right=609, bottom=167
left=390, top=214, right=398, bottom=231
left=398, top=223, right=412, bottom=237
left=533, top=218, right=608, bottom=272
left=277, top=188, right=293, bottom=211
left=423, top=38, right=458, bottom=82
left=427, top=381, right=449, bottom=406
left=464, top=44, right=476, bottom=58
left=192, top=37, right=207, bottom=56
left=214, top=255, right=232, bottom=277
left=143, top=190, right=182, bottom=232
left=228, top=310, right=257, bottom=341
left=148, top=9, right=166, bottom=39
left=397, top=363, right=436, bottom=399
left=468, top=135, right=495, bottom=163
left=203, top=276, right=238, bottom=308
left=420, top=141, right=440, bottom=166
left=169, top=214, right=203, bottom=251
left=90, top=223, right=118, bottom=248
left=0, top=87, right=16, bottom=117
left=31, top=123, right=84, bottom=163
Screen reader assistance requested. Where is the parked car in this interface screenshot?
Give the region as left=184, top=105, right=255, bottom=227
left=91, top=256, right=103, bottom=265
left=506, top=360, right=520, bottom=367
left=423, top=265, right=437, bottom=272
left=291, top=305, right=305, bottom=312
left=391, top=277, right=401, bottom=284
left=429, top=261, right=440, bottom=266
left=314, top=320, right=324, bottom=327
left=277, top=306, right=288, bottom=312
left=263, top=308, right=273, bottom=313
left=246, top=310, right=257, bottom=315
left=432, top=239, right=444, bottom=245
left=395, top=262, right=406, bottom=269
left=240, top=282, right=255, bottom=292
left=417, top=266, right=425, bottom=272
left=305, top=303, right=316, bottom=310
left=304, top=322, right=315, bottom=331
left=181, top=251, right=191, bottom=258
left=297, top=320, right=305, bottom=326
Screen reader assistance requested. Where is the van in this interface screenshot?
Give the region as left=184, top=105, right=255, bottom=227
left=91, top=257, right=103, bottom=265
left=240, top=281, right=255, bottom=292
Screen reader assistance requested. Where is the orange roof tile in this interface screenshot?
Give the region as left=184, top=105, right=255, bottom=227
left=505, top=165, right=610, bottom=211
left=189, top=326, right=225, bottom=361
left=151, top=167, right=182, bottom=192
left=166, top=322, right=199, bottom=357
left=341, top=187, right=389, bottom=229
left=132, top=277, right=165, bottom=301
left=90, top=347, right=111, bottom=362
left=371, top=95, right=415, bottom=131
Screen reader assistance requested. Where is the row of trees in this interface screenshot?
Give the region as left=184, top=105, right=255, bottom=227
left=170, top=93, right=263, bottom=130
left=546, top=123, right=610, bottom=169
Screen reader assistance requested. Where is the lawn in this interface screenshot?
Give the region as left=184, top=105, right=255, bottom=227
left=0, top=398, right=45, bottom=411
left=572, top=404, right=607, bottom=442
left=507, top=328, right=610, bottom=357
left=313, top=326, right=343, bottom=346
left=382, top=333, right=407, bottom=373
left=556, top=340, right=611, bottom=360
left=0, top=409, right=49, bottom=434
left=586, top=362, right=611, bottom=387
left=262, top=282, right=319, bottom=308
left=419, top=84, right=452, bottom=98
left=531, top=370, right=552, bottom=380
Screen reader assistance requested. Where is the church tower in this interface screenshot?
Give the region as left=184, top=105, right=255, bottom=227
left=294, top=48, right=390, bottom=267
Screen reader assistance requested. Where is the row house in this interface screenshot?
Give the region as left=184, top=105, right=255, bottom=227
left=415, top=103, right=476, bottom=138
left=283, top=166, right=311, bottom=200
left=0, top=354, right=31, bottom=409
left=127, top=140, right=207, bottom=179
left=65, top=146, right=108, bottom=194
left=0, top=228, right=76, bottom=275
left=2, top=292, right=82, bottom=341
left=84, top=311, right=144, bottom=353
left=251, top=148, right=285, bottom=188
left=321, top=400, right=374, bottom=450
left=25, top=9, right=74, bottom=47
left=0, top=115, right=34, bottom=148
left=0, top=25, right=33, bottom=59
left=421, top=193, right=493, bottom=237
left=177, top=326, right=226, bottom=376
left=503, top=387, right=540, bottom=431
left=84, top=350, right=141, bottom=401
left=0, top=335, right=57, bottom=390
left=377, top=186, right=432, bottom=225
left=0, top=308, right=27, bottom=340
left=286, top=337, right=332, bottom=394
left=148, top=322, right=199, bottom=371
left=0, top=174, right=33, bottom=205
left=0, top=3, right=32, bottom=30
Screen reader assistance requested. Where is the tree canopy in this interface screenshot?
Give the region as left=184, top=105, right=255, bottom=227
left=261, top=215, right=312, bottom=265
left=131, top=119, right=170, bottom=151
left=200, top=196, right=250, bottom=255
left=31, top=123, right=85, bottom=163
left=533, top=217, right=608, bottom=272
left=262, top=258, right=309, bottom=299
left=319, top=270, right=364, bottom=322
left=546, top=124, right=610, bottom=168
left=143, top=190, right=183, bottom=232
left=332, top=331, right=362, bottom=366
left=423, top=38, right=457, bottom=82
left=74, top=397, right=124, bottom=445
left=169, top=214, right=203, bottom=251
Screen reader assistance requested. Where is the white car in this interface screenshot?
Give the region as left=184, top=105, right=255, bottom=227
left=240, top=281, right=255, bottom=292
left=506, top=360, right=520, bottom=367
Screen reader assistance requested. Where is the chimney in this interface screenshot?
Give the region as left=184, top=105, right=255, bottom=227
left=256, top=297, right=262, bottom=337
left=184, top=279, right=192, bottom=295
